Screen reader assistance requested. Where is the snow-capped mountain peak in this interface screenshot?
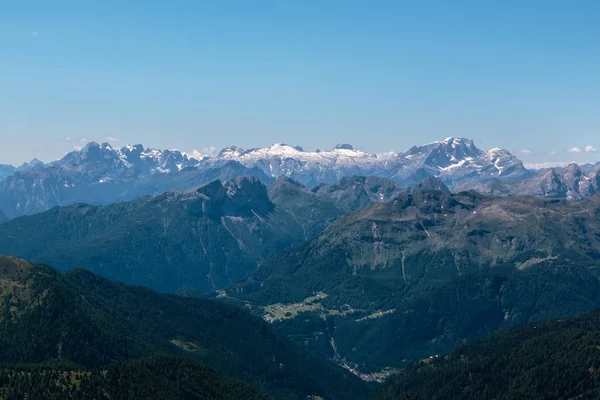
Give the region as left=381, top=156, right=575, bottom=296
left=205, top=137, right=529, bottom=187
left=333, top=143, right=354, bottom=150
left=0, top=137, right=538, bottom=218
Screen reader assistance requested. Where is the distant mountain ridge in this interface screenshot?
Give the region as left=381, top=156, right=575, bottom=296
left=212, top=138, right=528, bottom=186
left=0, top=176, right=400, bottom=293
left=0, top=137, right=527, bottom=217
left=0, top=164, right=16, bottom=181
left=457, top=162, right=600, bottom=199
left=2, top=137, right=599, bottom=217
left=232, top=181, right=600, bottom=372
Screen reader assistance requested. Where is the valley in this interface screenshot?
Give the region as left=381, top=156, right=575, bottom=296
left=232, top=181, right=600, bottom=375
left=2, top=140, right=600, bottom=399
left=4, top=2, right=598, bottom=397
left=0, top=255, right=367, bottom=400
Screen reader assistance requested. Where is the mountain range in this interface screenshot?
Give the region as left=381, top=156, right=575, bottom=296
left=4, top=137, right=600, bottom=396
left=3, top=137, right=599, bottom=220
left=0, top=176, right=403, bottom=293
left=456, top=162, right=600, bottom=200
left=232, top=180, right=600, bottom=373
left=0, top=254, right=367, bottom=400
left=0, top=137, right=538, bottom=218
left=0, top=142, right=272, bottom=218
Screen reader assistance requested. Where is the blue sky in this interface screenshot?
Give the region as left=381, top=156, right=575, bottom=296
left=1, top=0, right=599, bottom=167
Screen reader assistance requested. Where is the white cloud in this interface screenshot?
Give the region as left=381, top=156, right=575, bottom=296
left=519, top=149, right=533, bottom=156
left=73, top=145, right=83, bottom=151
left=376, top=151, right=399, bottom=159
left=188, top=150, right=204, bottom=160
left=187, top=146, right=218, bottom=160
left=525, top=161, right=572, bottom=169
left=585, top=145, right=596, bottom=153
left=79, top=138, right=87, bottom=143
left=203, top=146, right=217, bottom=157
left=104, top=136, right=118, bottom=142
left=567, top=147, right=583, bottom=153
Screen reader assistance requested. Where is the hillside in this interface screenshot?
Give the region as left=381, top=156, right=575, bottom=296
left=231, top=184, right=600, bottom=372
left=0, top=177, right=336, bottom=293
left=0, top=154, right=272, bottom=219
left=0, top=175, right=400, bottom=294
left=0, top=255, right=367, bottom=400
left=268, top=176, right=406, bottom=237
left=0, top=356, right=268, bottom=400
left=373, top=309, right=600, bottom=400
left=310, top=176, right=408, bottom=213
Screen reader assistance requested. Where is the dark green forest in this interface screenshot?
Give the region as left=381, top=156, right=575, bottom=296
left=0, top=255, right=367, bottom=400
left=373, top=309, right=600, bottom=400
left=0, top=356, right=267, bottom=400
left=233, top=190, right=600, bottom=372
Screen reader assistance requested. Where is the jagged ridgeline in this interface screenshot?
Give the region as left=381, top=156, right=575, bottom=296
left=3, top=138, right=600, bottom=221
left=0, top=176, right=403, bottom=293
left=232, top=179, right=600, bottom=372
left=0, top=138, right=530, bottom=218
left=0, top=255, right=367, bottom=400
left=372, top=309, right=600, bottom=400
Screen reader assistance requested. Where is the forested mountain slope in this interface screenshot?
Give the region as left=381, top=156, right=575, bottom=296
left=232, top=183, right=600, bottom=372
left=373, top=309, right=600, bottom=400
left=0, top=356, right=268, bottom=400
left=0, top=177, right=335, bottom=293
left=0, top=255, right=367, bottom=400
left=0, top=175, right=400, bottom=294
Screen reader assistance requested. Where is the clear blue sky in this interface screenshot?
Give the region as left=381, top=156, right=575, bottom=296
left=1, top=0, right=599, bottom=167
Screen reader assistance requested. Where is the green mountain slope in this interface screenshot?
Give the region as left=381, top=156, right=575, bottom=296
left=0, top=356, right=268, bottom=400
left=0, top=255, right=368, bottom=400
left=0, top=177, right=340, bottom=293
left=373, top=309, right=600, bottom=400
left=0, top=176, right=397, bottom=294
left=310, top=176, right=408, bottom=213
left=232, top=184, right=600, bottom=372
left=267, top=176, right=345, bottom=239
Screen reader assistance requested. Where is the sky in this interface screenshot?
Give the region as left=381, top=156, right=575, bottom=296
left=1, top=0, right=599, bottom=168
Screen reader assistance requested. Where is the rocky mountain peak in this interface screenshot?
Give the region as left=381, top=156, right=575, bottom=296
left=192, top=177, right=274, bottom=219
left=333, top=143, right=354, bottom=150
left=17, top=158, right=45, bottom=171
left=121, top=144, right=145, bottom=155
left=563, top=163, right=582, bottom=179
left=218, top=146, right=245, bottom=157
left=412, top=176, right=451, bottom=194
left=195, top=179, right=226, bottom=199
left=426, top=138, right=479, bottom=164
left=270, top=176, right=305, bottom=190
